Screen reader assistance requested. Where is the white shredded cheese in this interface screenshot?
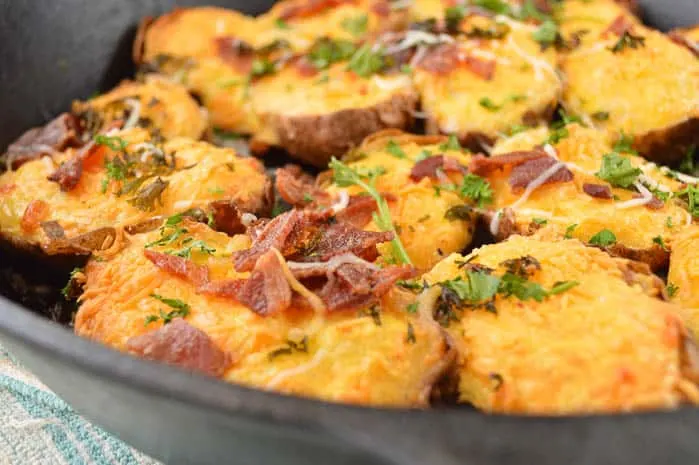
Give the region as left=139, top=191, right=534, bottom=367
left=489, top=210, right=503, bottom=236
left=265, top=348, right=328, bottom=389
left=371, top=75, right=412, bottom=91
left=286, top=253, right=380, bottom=273
left=331, top=190, right=349, bottom=213
left=173, top=200, right=193, bottom=210
left=614, top=182, right=653, bottom=209
left=241, top=213, right=257, bottom=226
left=122, top=98, right=142, bottom=130
left=270, top=248, right=326, bottom=313
left=385, top=30, right=454, bottom=54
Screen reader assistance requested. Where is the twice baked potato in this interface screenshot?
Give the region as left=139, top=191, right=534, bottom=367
left=668, top=225, right=699, bottom=336
left=307, top=130, right=477, bottom=270
left=422, top=233, right=699, bottom=414
left=0, top=128, right=270, bottom=258
left=560, top=15, right=699, bottom=164
left=75, top=217, right=450, bottom=406
left=478, top=123, right=690, bottom=269
left=412, top=15, right=561, bottom=151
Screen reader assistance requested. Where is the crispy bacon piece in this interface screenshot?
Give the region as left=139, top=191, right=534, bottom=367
left=209, top=200, right=246, bottom=236
left=293, top=222, right=394, bottom=263
left=126, top=319, right=229, bottom=377
left=232, top=250, right=292, bottom=316
left=3, top=113, right=81, bottom=169
left=20, top=200, right=50, bottom=233
left=669, top=31, right=699, bottom=58
left=371, top=0, right=390, bottom=17
left=418, top=44, right=496, bottom=80
left=279, top=0, right=356, bottom=21
left=233, top=209, right=304, bottom=271
left=144, top=249, right=210, bottom=287
left=275, top=164, right=328, bottom=206
left=642, top=195, right=665, bottom=210
left=335, top=195, right=378, bottom=228
left=215, top=37, right=255, bottom=74
left=47, top=156, right=83, bottom=191
left=294, top=57, right=319, bottom=78
left=509, top=157, right=573, bottom=192
left=583, top=183, right=613, bottom=199
left=603, top=15, right=634, bottom=37
left=468, top=150, right=547, bottom=176
left=409, top=155, right=466, bottom=181
left=318, top=262, right=414, bottom=311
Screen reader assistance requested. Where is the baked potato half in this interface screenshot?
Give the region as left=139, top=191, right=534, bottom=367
left=303, top=130, right=477, bottom=270
left=668, top=24, right=699, bottom=57
left=0, top=127, right=270, bottom=258
left=75, top=217, right=450, bottom=406
left=421, top=233, right=699, bottom=414
left=477, top=123, right=691, bottom=270
left=560, top=16, right=699, bottom=164
left=412, top=15, right=561, bottom=151
left=251, top=58, right=418, bottom=166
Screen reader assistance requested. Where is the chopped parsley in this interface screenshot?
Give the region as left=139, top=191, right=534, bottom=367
left=591, top=111, right=610, bottom=121
left=330, top=158, right=412, bottom=265
left=274, top=18, right=290, bottom=29
left=250, top=58, right=276, bottom=78
left=549, top=280, right=580, bottom=295
left=679, top=145, right=697, bottom=175
left=268, top=337, right=309, bottom=360
left=341, top=14, right=368, bottom=37
left=458, top=174, right=493, bottom=207
left=444, top=204, right=473, bottom=221
left=596, top=153, right=641, bottom=188
left=302, top=193, right=314, bottom=203
left=406, top=302, right=419, bottom=313
left=507, top=124, right=530, bottom=136
left=666, top=216, right=674, bottom=229
left=444, top=5, right=466, bottom=33
left=169, top=238, right=216, bottom=259
left=588, top=229, right=617, bottom=247
left=675, top=186, right=699, bottom=218
left=398, top=279, right=424, bottom=291
left=612, top=132, right=638, bottom=155
left=652, top=235, right=668, bottom=251
left=400, top=64, right=413, bottom=74
left=564, top=223, right=578, bottom=239
left=609, top=30, right=646, bottom=53
left=347, top=43, right=386, bottom=77
left=533, top=217, right=548, bottom=225
left=479, top=97, right=501, bottom=112
left=444, top=270, right=501, bottom=304
left=532, top=19, right=559, bottom=49
left=415, top=149, right=431, bottom=162
left=666, top=282, right=679, bottom=298
left=208, top=186, right=224, bottom=196
left=308, top=38, right=356, bottom=70
left=95, top=134, right=128, bottom=151
left=385, top=140, right=407, bottom=159
left=127, top=177, right=169, bottom=211
left=145, top=294, right=191, bottom=325
left=439, top=134, right=462, bottom=152
left=61, top=267, right=84, bottom=300
left=545, top=126, right=569, bottom=145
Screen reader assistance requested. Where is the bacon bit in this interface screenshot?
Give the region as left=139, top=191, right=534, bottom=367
left=279, top=0, right=357, bottom=21
left=531, top=0, right=553, bottom=14
left=275, top=164, right=328, bottom=206
left=463, top=55, right=496, bottom=80
left=231, top=250, right=292, bottom=316
left=669, top=31, right=699, bottom=58
left=294, top=57, right=319, bottom=78
left=371, top=0, right=390, bottom=17
left=215, top=37, right=255, bottom=74
left=318, top=262, right=414, bottom=312
left=47, top=156, right=83, bottom=191
left=603, top=15, right=634, bottom=37
left=509, top=157, right=573, bottom=192
left=645, top=196, right=665, bottom=210
left=126, top=319, right=229, bottom=377
left=0, top=184, right=16, bottom=195
left=3, top=113, right=81, bottom=169
left=335, top=195, right=378, bottom=228
left=468, top=150, right=547, bottom=176
left=410, top=155, right=466, bottom=181
left=583, top=183, right=613, bottom=199
left=293, top=222, right=394, bottom=263
left=209, top=200, right=246, bottom=235
left=20, top=200, right=50, bottom=233
left=233, top=209, right=305, bottom=272
left=144, top=249, right=210, bottom=287
left=418, top=44, right=496, bottom=80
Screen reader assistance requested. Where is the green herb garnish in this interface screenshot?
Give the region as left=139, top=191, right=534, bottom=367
left=458, top=174, right=493, bottom=207
left=589, top=229, right=617, bottom=247
left=386, top=140, right=407, bottom=159
left=564, top=223, right=578, bottom=239
left=609, top=30, right=646, bottom=53
left=347, top=43, right=386, bottom=77
left=596, top=153, right=641, bottom=188
left=341, top=14, right=368, bottom=37
left=666, top=282, right=679, bottom=298
left=439, top=134, right=462, bottom=152
left=652, top=235, right=668, bottom=251
left=95, top=134, right=128, bottom=151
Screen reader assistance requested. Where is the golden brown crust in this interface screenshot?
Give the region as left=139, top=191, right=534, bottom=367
left=132, top=15, right=154, bottom=65
left=634, top=117, right=699, bottom=165
left=259, top=92, right=418, bottom=167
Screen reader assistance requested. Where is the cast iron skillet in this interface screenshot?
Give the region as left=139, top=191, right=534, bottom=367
left=1, top=1, right=698, bottom=464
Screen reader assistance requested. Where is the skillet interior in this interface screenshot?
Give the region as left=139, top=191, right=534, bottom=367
left=1, top=1, right=699, bottom=464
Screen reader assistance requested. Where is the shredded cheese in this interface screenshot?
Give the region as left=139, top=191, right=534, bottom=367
left=270, top=248, right=326, bottom=313
left=122, top=99, right=142, bottom=130
left=265, top=348, right=329, bottom=390
left=614, top=182, right=653, bottom=209
left=330, top=190, right=349, bottom=213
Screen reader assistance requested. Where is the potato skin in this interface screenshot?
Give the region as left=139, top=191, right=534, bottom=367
left=634, top=117, right=699, bottom=166
left=75, top=223, right=450, bottom=407
left=422, top=234, right=697, bottom=414
left=264, top=92, right=418, bottom=167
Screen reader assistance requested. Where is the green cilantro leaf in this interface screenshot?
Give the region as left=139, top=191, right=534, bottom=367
left=666, top=282, right=679, bottom=298
left=458, top=174, right=493, bottom=207
left=589, top=229, right=617, bottom=247
left=564, top=223, right=578, bottom=239
left=653, top=235, right=668, bottom=251
left=596, top=153, right=641, bottom=188
left=386, top=140, right=407, bottom=159
left=439, top=134, right=462, bottom=151
left=347, top=43, right=386, bottom=77
left=341, top=14, right=368, bottom=37
left=95, top=134, right=128, bottom=151
left=549, top=280, right=580, bottom=295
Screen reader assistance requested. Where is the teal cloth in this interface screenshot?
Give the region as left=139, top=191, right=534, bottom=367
left=0, top=342, right=162, bottom=465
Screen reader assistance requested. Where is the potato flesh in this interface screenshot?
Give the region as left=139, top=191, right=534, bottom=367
left=75, top=224, right=448, bottom=407
left=668, top=225, right=699, bottom=336
left=423, top=234, right=692, bottom=414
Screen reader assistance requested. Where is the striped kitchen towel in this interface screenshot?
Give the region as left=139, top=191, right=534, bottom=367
left=0, top=342, right=162, bottom=465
